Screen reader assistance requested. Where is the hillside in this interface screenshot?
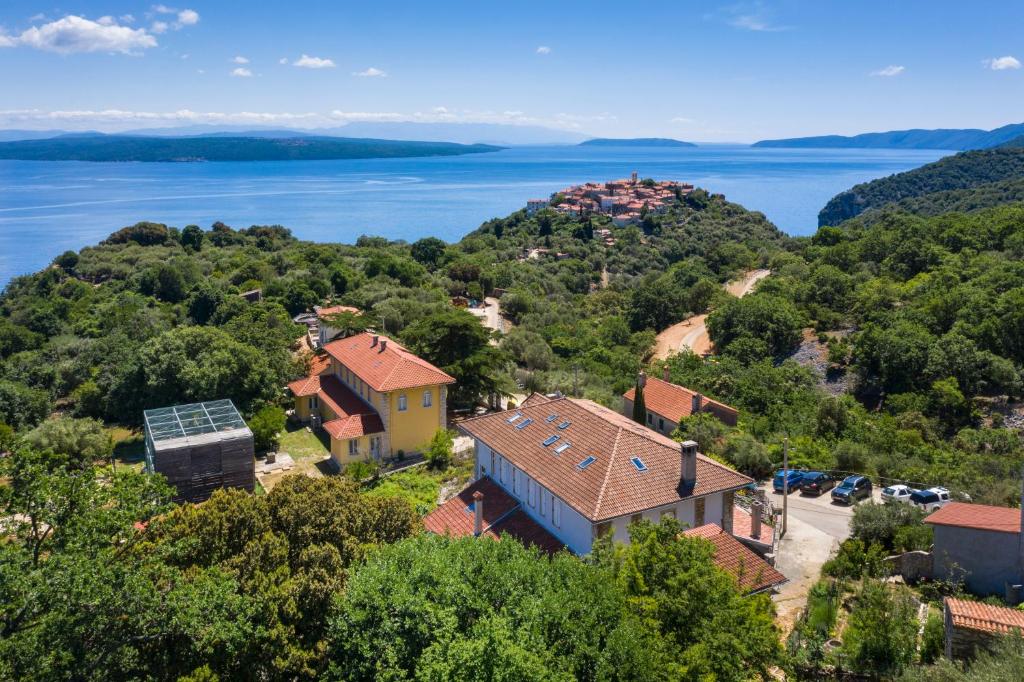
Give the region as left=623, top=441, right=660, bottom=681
left=817, top=147, right=1024, bottom=225
left=0, top=134, right=503, bottom=162
left=579, top=137, right=697, bottom=147
left=754, top=122, right=1024, bottom=151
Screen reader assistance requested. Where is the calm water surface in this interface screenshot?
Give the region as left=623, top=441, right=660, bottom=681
left=0, top=144, right=948, bottom=287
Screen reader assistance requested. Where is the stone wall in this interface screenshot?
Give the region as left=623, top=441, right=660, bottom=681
left=885, top=550, right=934, bottom=583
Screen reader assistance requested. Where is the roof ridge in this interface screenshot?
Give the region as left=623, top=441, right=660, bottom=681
left=594, top=425, right=623, bottom=518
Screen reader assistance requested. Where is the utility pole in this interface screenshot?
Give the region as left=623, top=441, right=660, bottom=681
left=782, top=436, right=789, bottom=538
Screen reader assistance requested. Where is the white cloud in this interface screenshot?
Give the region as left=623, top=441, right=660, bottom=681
left=153, top=4, right=175, bottom=13
left=150, top=21, right=168, bottom=34
left=230, top=67, right=252, bottom=77
left=353, top=66, right=386, bottom=77
left=723, top=2, right=789, bottom=32
left=177, top=9, right=199, bottom=26
left=279, top=57, right=289, bottom=64
left=536, top=45, right=551, bottom=54
left=670, top=117, right=695, bottom=124
left=232, top=55, right=249, bottom=64
left=294, top=54, right=335, bottom=69
left=14, top=15, right=158, bottom=54
left=871, top=65, right=905, bottom=77
left=150, top=5, right=198, bottom=31
left=985, top=55, right=1021, bottom=70
left=120, top=14, right=136, bottom=24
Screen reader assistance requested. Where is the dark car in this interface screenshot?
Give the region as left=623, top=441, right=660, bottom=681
left=831, top=475, right=872, bottom=505
left=800, top=472, right=835, bottom=496
left=773, top=470, right=804, bottom=494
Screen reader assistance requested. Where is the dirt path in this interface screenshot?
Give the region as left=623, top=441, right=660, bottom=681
left=653, top=269, right=770, bottom=360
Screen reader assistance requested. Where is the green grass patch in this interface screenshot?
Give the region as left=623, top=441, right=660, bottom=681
left=279, top=424, right=331, bottom=461
left=364, top=469, right=441, bottom=515
left=109, top=426, right=145, bottom=471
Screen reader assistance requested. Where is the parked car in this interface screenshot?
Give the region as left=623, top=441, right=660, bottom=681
left=831, top=475, right=872, bottom=505
left=773, top=470, right=804, bottom=494
left=909, top=487, right=952, bottom=512
left=800, top=472, right=835, bottom=496
left=881, top=484, right=917, bottom=504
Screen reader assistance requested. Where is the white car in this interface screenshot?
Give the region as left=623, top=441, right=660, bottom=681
left=910, top=486, right=952, bottom=512
left=881, top=484, right=916, bottom=504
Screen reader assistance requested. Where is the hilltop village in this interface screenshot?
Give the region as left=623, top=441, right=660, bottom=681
left=4, top=156, right=1024, bottom=679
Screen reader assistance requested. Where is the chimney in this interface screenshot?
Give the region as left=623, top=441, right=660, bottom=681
left=379, top=339, right=387, bottom=352
left=637, top=370, right=647, bottom=388
left=473, top=490, right=484, bottom=537
left=751, top=498, right=763, bottom=539
left=680, top=440, right=697, bottom=487
left=662, top=365, right=670, bottom=382
left=371, top=335, right=379, bottom=347
left=691, top=392, right=703, bottom=416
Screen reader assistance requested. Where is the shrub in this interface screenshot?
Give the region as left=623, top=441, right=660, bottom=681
left=841, top=581, right=919, bottom=677
left=424, top=429, right=455, bottom=470
left=822, top=539, right=888, bottom=579
left=851, top=502, right=930, bottom=551
left=919, top=611, right=944, bottom=664
left=249, top=405, right=286, bottom=453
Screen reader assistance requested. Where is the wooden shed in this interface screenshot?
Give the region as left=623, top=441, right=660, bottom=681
left=143, top=399, right=255, bottom=503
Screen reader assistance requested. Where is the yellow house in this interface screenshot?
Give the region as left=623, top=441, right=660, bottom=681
left=288, top=332, right=455, bottom=468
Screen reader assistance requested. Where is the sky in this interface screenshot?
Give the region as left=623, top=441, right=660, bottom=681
left=0, top=1, right=1022, bottom=142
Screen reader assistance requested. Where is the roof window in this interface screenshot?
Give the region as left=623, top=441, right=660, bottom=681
left=557, top=420, right=571, bottom=430
left=542, top=435, right=560, bottom=447
left=554, top=442, right=571, bottom=454
left=577, top=456, right=597, bottom=470
left=515, top=417, right=534, bottom=430
left=631, top=456, right=648, bottom=472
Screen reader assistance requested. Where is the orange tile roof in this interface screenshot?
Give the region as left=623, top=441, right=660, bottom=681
left=945, top=597, right=1024, bottom=635
left=624, top=376, right=738, bottom=426
left=323, top=332, right=455, bottom=393
left=683, top=524, right=787, bottom=594
left=423, top=477, right=564, bottom=554
left=458, top=397, right=751, bottom=523
left=309, top=352, right=332, bottom=377
left=287, top=374, right=384, bottom=440
left=924, top=502, right=1021, bottom=534
left=315, top=305, right=361, bottom=319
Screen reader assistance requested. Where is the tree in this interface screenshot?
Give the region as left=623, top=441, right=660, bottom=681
left=721, top=432, right=773, bottom=479
left=23, top=416, right=112, bottom=468
left=675, top=411, right=729, bottom=454
left=631, top=378, right=646, bottom=424
left=248, top=405, right=285, bottom=453
left=424, top=428, right=455, bottom=470
left=410, top=237, right=447, bottom=269
left=850, top=502, right=931, bottom=552
left=180, top=224, right=204, bottom=252
left=186, top=280, right=226, bottom=325
left=840, top=581, right=918, bottom=677
left=707, top=293, right=804, bottom=357
left=0, top=380, right=50, bottom=430
left=320, top=309, right=370, bottom=341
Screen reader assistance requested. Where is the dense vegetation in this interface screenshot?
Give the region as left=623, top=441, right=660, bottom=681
left=818, top=148, right=1024, bottom=225
left=0, top=134, right=502, bottom=162
left=754, top=121, right=1024, bottom=151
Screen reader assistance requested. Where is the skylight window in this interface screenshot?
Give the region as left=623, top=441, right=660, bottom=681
left=507, top=413, right=523, bottom=424
left=542, top=435, right=560, bottom=447
left=577, top=456, right=597, bottom=470
left=557, top=420, right=571, bottom=430
left=515, top=417, right=534, bottom=430
left=554, top=442, right=571, bottom=454
left=631, top=456, right=648, bottom=472
left=545, top=414, right=559, bottom=423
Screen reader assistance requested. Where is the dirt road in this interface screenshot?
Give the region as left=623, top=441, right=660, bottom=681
left=653, top=269, right=770, bottom=360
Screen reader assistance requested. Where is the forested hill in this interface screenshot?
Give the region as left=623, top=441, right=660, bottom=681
left=754, top=121, right=1024, bottom=150
left=0, top=134, right=502, bottom=162
left=578, top=137, right=697, bottom=147
left=817, top=147, right=1024, bottom=225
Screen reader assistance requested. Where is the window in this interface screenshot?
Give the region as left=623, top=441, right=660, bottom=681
left=515, top=417, right=534, bottom=430
left=631, top=456, right=647, bottom=472
left=658, top=418, right=665, bottom=431
left=545, top=414, right=558, bottom=423
left=398, top=394, right=407, bottom=411
left=422, top=390, right=432, bottom=408
left=557, top=420, right=571, bottom=430
left=554, top=442, right=571, bottom=454
left=660, top=508, right=676, bottom=520
left=540, top=488, right=549, bottom=517
left=310, top=396, right=319, bottom=410
left=552, top=497, right=562, bottom=528
left=502, top=458, right=511, bottom=485
left=528, top=479, right=537, bottom=507
left=595, top=522, right=612, bottom=539
left=348, top=440, right=358, bottom=456
left=542, top=435, right=560, bottom=447
left=630, top=513, right=643, bottom=525
left=513, top=467, right=521, bottom=495
left=646, top=412, right=653, bottom=424
left=695, top=497, right=705, bottom=527
left=577, top=456, right=597, bottom=470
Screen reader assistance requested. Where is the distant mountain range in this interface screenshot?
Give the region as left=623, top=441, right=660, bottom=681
left=0, top=134, right=503, bottom=163
left=578, top=137, right=697, bottom=148
left=755, top=123, right=1024, bottom=151
left=0, top=121, right=588, bottom=146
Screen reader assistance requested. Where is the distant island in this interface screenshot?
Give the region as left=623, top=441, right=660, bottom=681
left=579, top=138, right=697, bottom=148
left=0, top=134, right=504, bottom=162
left=753, top=122, right=1024, bottom=151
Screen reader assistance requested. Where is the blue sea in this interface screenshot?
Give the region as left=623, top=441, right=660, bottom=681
left=0, top=144, right=948, bottom=287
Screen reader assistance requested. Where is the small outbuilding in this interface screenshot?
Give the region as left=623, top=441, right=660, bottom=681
left=143, top=399, right=255, bottom=503
left=944, top=597, right=1024, bottom=659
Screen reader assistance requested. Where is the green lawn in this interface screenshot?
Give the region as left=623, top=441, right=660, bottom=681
left=363, top=469, right=441, bottom=514
left=278, top=424, right=331, bottom=461
left=109, top=426, right=145, bottom=472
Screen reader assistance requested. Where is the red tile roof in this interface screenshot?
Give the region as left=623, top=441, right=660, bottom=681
left=924, top=502, right=1021, bottom=534
left=624, top=376, right=738, bottom=426
left=732, top=505, right=774, bottom=546
left=945, top=597, right=1024, bottom=635
left=683, top=523, right=787, bottom=594
left=315, top=305, right=360, bottom=319
left=309, top=352, right=332, bottom=377
left=423, top=477, right=564, bottom=555
left=323, top=332, right=455, bottom=393
left=458, top=397, right=752, bottom=523
left=287, top=374, right=384, bottom=440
